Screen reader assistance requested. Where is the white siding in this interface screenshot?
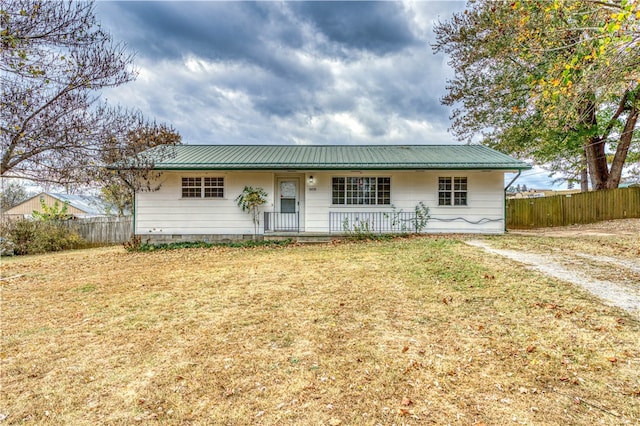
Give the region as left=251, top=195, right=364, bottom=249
left=135, top=170, right=507, bottom=238
left=304, top=170, right=505, bottom=234
left=135, top=172, right=275, bottom=236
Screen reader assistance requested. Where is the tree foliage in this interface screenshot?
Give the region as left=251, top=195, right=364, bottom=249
left=100, top=121, right=182, bottom=216
left=434, top=0, right=639, bottom=189
left=0, top=0, right=161, bottom=187
left=0, top=180, right=29, bottom=210
left=32, top=198, right=71, bottom=221
left=235, top=186, right=268, bottom=236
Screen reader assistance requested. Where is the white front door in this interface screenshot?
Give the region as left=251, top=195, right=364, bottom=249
left=275, top=177, right=302, bottom=231
left=279, top=179, right=298, bottom=213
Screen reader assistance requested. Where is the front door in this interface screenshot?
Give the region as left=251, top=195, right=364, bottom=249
left=276, top=178, right=300, bottom=231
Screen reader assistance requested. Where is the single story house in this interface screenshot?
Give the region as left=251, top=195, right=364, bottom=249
left=130, top=145, right=530, bottom=242
left=2, top=192, right=109, bottom=220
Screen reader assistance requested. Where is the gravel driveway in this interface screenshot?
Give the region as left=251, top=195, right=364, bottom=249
left=466, top=219, right=640, bottom=317
left=467, top=240, right=640, bottom=316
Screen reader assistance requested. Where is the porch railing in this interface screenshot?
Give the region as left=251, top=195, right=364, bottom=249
left=329, top=211, right=419, bottom=234
left=264, top=212, right=299, bottom=232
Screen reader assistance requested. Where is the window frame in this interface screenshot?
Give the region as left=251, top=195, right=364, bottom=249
left=438, top=176, right=468, bottom=206
left=181, top=176, right=225, bottom=199
left=331, top=176, right=391, bottom=206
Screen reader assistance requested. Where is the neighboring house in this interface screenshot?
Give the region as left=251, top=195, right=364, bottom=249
left=508, top=188, right=583, bottom=199
left=130, top=145, right=531, bottom=242
left=2, top=192, right=109, bottom=219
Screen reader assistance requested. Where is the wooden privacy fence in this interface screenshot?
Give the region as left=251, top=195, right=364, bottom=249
left=506, top=187, right=640, bottom=229
left=66, top=216, right=133, bottom=244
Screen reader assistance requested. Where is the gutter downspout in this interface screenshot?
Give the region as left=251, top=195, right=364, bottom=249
left=132, top=190, right=136, bottom=240
left=504, top=170, right=522, bottom=233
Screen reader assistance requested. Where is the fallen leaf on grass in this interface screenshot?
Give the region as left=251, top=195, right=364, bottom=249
left=402, top=346, right=409, bottom=353
left=398, top=407, right=411, bottom=416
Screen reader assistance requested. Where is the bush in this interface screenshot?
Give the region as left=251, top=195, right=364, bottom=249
left=0, top=237, right=15, bottom=256
left=123, top=235, right=142, bottom=252
left=0, top=219, right=85, bottom=255
left=125, top=238, right=293, bottom=252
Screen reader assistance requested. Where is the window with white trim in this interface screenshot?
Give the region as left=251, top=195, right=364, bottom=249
left=181, top=177, right=224, bottom=198
left=332, top=177, right=390, bottom=205
left=438, top=177, right=467, bottom=206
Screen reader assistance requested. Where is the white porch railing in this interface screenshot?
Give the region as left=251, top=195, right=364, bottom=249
left=329, top=211, right=419, bottom=233
left=264, top=212, right=299, bottom=232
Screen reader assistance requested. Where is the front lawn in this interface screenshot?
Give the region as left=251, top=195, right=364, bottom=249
left=1, top=237, right=638, bottom=424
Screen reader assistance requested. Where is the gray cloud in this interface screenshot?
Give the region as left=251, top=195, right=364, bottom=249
left=96, top=1, right=467, bottom=146
left=99, top=2, right=277, bottom=61
left=290, top=1, right=418, bottom=56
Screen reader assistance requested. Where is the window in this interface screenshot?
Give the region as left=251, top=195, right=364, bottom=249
left=439, top=177, right=467, bottom=206
left=204, top=177, right=224, bottom=198
left=181, top=177, right=224, bottom=198
left=332, top=177, right=390, bottom=205
left=182, top=177, right=201, bottom=198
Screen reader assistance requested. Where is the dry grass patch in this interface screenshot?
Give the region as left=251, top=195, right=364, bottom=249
left=491, top=234, right=639, bottom=261
left=1, top=237, right=639, bottom=425
left=503, top=218, right=640, bottom=260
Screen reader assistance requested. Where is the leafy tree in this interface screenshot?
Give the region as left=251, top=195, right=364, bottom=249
left=434, top=0, right=639, bottom=190
left=235, top=186, right=268, bottom=237
left=0, top=180, right=29, bottom=210
left=32, top=198, right=71, bottom=221
left=100, top=121, right=182, bottom=215
left=100, top=183, right=131, bottom=217
left=1, top=0, right=136, bottom=184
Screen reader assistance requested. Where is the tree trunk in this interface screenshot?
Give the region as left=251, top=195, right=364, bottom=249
left=585, top=137, right=609, bottom=190
left=580, top=149, right=589, bottom=192
left=580, top=96, right=610, bottom=190
left=607, top=105, right=638, bottom=189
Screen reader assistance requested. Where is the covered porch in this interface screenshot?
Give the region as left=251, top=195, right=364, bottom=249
left=264, top=210, right=428, bottom=235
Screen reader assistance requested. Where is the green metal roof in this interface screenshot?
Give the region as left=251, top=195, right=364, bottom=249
left=139, top=145, right=531, bottom=171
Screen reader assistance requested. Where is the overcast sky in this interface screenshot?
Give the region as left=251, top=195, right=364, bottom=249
left=95, top=1, right=557, bottom=188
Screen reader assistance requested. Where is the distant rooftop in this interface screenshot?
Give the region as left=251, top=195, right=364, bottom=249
left=138, top=144, right=531, bottom=171
left=46, top=193, right=108, bottom=216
